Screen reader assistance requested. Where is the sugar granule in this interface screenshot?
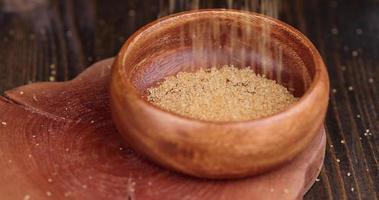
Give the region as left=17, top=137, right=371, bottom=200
left=147, top=66, right=298, bottom=122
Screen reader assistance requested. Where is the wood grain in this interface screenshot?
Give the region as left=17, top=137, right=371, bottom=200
left=0, top=0, right=378, bottom=199
left=0, top=59, right=325, bottom=200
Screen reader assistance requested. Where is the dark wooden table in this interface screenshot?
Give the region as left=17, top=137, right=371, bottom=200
left=0, top=0, right=378, bottom=199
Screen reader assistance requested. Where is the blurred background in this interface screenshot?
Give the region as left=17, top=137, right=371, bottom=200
left=0, top=0, right=378, bottom=199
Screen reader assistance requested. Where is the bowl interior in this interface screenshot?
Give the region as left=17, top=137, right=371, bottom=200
left=122, top=11, right=316, bottom=98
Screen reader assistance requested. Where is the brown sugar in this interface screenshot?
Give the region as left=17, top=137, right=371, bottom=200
left=147, top=66, right=298, bottom=122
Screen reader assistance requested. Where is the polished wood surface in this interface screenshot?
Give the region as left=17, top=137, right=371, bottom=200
left=0, top=59, right=325, bottom=200
left=110, top=10, right=329, bottom=178
left=0, top=0, right=378, bottom=199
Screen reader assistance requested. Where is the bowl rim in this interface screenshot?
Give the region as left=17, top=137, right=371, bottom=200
left=114, top=9, right=329, bottom=125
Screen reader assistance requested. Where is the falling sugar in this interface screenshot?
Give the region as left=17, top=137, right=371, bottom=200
left=331, top=27, right=339, bottom=35
left=159, top=0, right=284, bottom=84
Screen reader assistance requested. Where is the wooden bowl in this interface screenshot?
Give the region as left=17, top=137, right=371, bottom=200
left=110, top=9, right=329, bottom=179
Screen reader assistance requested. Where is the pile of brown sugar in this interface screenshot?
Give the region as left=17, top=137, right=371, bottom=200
left=147, top=66, right=298, bottom=122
